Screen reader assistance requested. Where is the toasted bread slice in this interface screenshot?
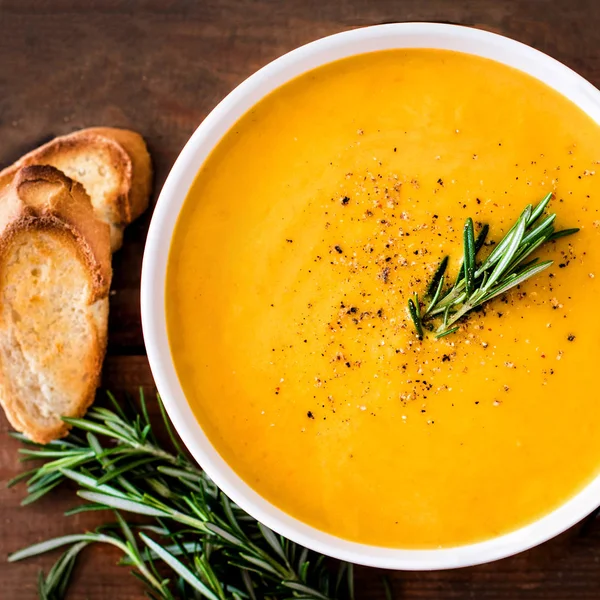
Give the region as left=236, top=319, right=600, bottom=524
left=0, top=127, right=152, bottom=251
left=0, top=165, right=112, bottom=443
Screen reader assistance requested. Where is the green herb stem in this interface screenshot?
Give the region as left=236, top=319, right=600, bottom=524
left=9, top=391, right=355, bottom=600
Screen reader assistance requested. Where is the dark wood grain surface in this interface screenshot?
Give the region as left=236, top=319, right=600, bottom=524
left=1, top=1, right=600, bottom=598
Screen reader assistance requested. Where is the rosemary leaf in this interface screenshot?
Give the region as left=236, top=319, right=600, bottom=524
left=9, top=535, right=94, bottom=562
left=527, top=192, right=552, bottom=226
left=407, top=298, right=423, bottom=339
left=483, top=206, right=530, bottom=290
left=140, top=534, right=221, bottom=600
left=435, top=326, right=459, bottom=339
left=474, top=223, right=489, bottom=254
left=454, top=223, right=489, bottom=287
left=95, top=457, right=159, bottom=485
left=480, top=260, right=553, bottom=303
left=258, top=523, right=289, bottom=564
left=426, top=256, right=448, bottom=297
left=476, top=204, right=531, bottom=275
left=77, top=491, right=172, bottom=517
left=425, top=274, right=445, bottom=314
left=20, top=480, right=63, bottom=505
left=463, top=218, right=476, bottom=296
left=284, top=581, right=332, bottom=600
left=548, top=227, right=580, bottom=241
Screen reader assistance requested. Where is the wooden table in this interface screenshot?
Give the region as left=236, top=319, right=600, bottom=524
left=1, top=1, right=600, bottom=598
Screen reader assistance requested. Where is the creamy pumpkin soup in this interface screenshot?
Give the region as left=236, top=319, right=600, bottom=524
left=166, top=49, right=600, bottom=548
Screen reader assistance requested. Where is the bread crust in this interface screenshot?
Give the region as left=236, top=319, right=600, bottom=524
left=0, top=127, right=153, bottom=251
left=0, top=165, right=112, bottom=443
left=1, top=299, right=108, bottom=443
left=83, top=127, right=153, bottom=224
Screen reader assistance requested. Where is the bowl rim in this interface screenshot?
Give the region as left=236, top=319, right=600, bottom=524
left=141, top=22, right=600, bottom=570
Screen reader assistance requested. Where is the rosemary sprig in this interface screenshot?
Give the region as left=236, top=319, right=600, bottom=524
left=407, top=193, right=579, bottom=339
left=8, top=391, right=355, bottom=600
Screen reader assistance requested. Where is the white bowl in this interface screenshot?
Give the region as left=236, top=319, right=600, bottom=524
left=141, top=23, right=600, bottom=570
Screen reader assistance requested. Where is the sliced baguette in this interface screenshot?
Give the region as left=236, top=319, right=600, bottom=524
left=0, top=127, right=152, bottom=251
left=0, top=165, right=112, bottom=443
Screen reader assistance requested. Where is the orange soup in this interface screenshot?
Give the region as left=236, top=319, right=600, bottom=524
left=166, top=50, right=600, bottom=548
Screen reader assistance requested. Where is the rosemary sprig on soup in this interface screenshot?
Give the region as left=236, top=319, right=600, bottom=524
left=408, top=192, right=579, bottom=339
